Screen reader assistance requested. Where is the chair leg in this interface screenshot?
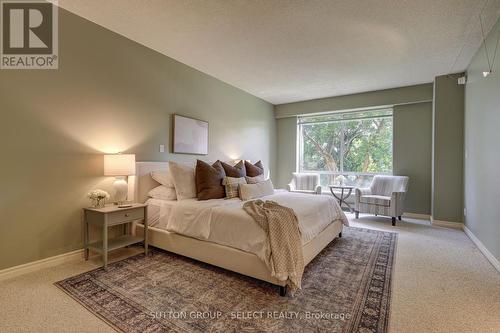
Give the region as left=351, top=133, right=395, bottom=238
left=338, top=232, right=342, bottom=238
left=355, top=211, right=359, bottom=219
left=392, top=217, right=396, bottom=226
left=398, top=215, right=402, bottom=221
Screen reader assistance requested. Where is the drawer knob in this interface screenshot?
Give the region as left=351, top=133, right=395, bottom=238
left=125, top=213, right=129, bottom=217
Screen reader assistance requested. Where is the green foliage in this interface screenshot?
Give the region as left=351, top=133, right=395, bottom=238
left=299, top=116, right=393, bottom=174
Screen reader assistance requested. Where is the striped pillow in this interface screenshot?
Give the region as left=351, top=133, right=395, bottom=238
left=222, top=177, right=247, bottom=198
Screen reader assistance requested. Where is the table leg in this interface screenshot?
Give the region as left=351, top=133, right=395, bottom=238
left=144, top=207, right=149, bottom=255
left=344, top=201, right=354, bottom=213
left=84, top=211, right=89, bottom=261
left=345, top=188, right=354, bottom=213
left=330, top=187, right=342, bottom=206
left=103, top=216, right=108, bottom=270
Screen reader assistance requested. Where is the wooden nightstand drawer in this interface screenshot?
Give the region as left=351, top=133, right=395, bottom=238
left=107, top=208, right=144, bottom=225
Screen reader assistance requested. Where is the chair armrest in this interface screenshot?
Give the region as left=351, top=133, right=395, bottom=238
left=354, top=187, right=371, bottom=210
left=391, top=191, right=406, bottom=215
left=315, top=185, right=322, bottom=195
left=355, top=187, right=371, bottom=198
left=391, top=191, right=406, bottom=201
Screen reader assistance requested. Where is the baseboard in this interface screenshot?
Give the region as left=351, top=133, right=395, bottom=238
left=403, top=212, right=431, bottom=220
left=463, top=226, right=500, bottom=273
left=430, top=217, right=464, bottom=229
left=0, top=249, right=84, bottom=281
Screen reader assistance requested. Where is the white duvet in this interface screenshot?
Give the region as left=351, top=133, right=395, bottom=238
left=147, top=190, right=349, bottom=266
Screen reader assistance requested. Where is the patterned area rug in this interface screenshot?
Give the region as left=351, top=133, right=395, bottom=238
left=55, top=227, right=396, bottom=333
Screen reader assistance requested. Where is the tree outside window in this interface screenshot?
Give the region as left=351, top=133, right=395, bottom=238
left=298, top=109, right=393, bottom=188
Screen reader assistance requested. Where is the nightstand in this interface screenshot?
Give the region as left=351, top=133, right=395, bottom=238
left=83, top=203, right=148, bottom=269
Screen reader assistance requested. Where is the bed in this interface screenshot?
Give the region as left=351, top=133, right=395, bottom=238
left=131, top=162, right=347, bottom=295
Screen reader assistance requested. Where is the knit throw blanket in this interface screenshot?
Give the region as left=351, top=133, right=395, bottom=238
left=243, top=200, right=304, bottom=292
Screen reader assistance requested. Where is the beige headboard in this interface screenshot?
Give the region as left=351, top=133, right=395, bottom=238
left=130, top=162, right=169, bottom=203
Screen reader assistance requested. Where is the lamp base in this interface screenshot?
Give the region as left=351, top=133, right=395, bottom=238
left=113, top=177, right=128, bottom=205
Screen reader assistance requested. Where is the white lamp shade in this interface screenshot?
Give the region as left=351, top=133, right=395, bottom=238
left=104, top=154, right=136, bottom=176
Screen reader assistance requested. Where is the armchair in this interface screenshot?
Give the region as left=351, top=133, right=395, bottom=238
left=354, top=175, right=409, bottom=226
left=287, top=173, right=322, bottom=194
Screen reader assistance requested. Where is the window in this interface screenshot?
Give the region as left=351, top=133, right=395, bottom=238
left=298, top=108, right=393, bottom=188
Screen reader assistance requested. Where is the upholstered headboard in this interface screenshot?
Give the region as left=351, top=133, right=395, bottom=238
left=130, top=162, right=169, bottom=203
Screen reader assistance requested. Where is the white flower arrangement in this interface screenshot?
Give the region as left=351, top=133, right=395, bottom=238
left=336, top=175, right=347, bottom=185
left=87, top=189, right=110, bottom=208
left=87, top=189, right=110, bottom=200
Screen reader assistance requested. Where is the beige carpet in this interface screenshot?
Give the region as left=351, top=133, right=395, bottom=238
left=0, top=215, right=499, bottom=332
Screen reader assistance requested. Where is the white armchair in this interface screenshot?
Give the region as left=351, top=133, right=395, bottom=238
left=355, top=175, right=409, bottom=226
left=287, top=173, right=322, bottom=195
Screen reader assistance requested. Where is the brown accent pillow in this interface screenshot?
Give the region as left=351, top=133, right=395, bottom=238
left=221, top=160, right=246, bottom=178
left=195, top=160, right=226, bottom=200
left=245, top=160, right=264, bottom=177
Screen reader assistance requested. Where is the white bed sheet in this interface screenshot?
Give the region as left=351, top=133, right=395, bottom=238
left=145, top=198, right=171, bottom=228
left=146, top=190, right=348, bottom=267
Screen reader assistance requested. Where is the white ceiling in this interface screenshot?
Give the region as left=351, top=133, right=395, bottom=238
left=57, top=0, right=500, bottom=105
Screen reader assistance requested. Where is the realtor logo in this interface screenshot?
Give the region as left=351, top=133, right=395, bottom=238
left=1, top=0, right=58, bottom=69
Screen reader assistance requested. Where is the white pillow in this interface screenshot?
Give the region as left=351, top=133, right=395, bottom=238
left=239, top=179, right=274, bottom=201
left=151, top=170, right=174, bottom=188
left=168, top=161, right=197, bottom=200
left=245, top=174, right=265, bottom=184
left=148, top=185, right=177, bottom=200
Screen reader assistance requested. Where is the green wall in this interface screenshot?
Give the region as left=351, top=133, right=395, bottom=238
left=276, top=117, right=297, bottom=188
left=432, top=75, right=464, bottom=222
left=0, top=9, right=276, bottom=270
left=393, top=103, right=433, bottom=214
left=275, top=85, right=434, bottom=215
left=464, top=18, right=500, bottom=262
left=275, top=84, right=433, bottom=118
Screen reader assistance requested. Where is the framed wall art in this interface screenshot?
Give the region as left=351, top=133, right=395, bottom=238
left=172, top=114, right=209, bottom=155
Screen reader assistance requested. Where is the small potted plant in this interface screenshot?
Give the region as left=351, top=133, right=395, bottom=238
left=87, top=189, right=110, bottom=208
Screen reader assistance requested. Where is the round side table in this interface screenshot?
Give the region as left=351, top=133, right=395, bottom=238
left=328, top=185, right=355, bottom=213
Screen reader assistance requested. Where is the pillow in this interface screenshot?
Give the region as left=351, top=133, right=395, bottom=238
left=245, top=174, right=265, bottom=184
left=151, top=169, right=174, bottom=188
left=168, top=161, right=197, bottom=200
left=148, top=185, right=177, bottom=200
left=239, top=179, right=274, bottom=201
left=195, top=160, right=226, bottom=200
left=221, top=160, right=246, bottom=178
left=245, top=160, right=264, bottom=177
left=222, top=176, right=247, bottom=199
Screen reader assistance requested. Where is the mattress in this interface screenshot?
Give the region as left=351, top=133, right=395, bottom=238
left=145, top=190, right=348, bottom=267
left=145, top=198, right=172, bottom=228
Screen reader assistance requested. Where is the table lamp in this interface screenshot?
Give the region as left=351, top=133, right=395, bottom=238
left=104, top=154, right=136, bottom=207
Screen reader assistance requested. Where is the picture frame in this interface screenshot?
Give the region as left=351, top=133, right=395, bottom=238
left=172, top=114, right=209, bottom=155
